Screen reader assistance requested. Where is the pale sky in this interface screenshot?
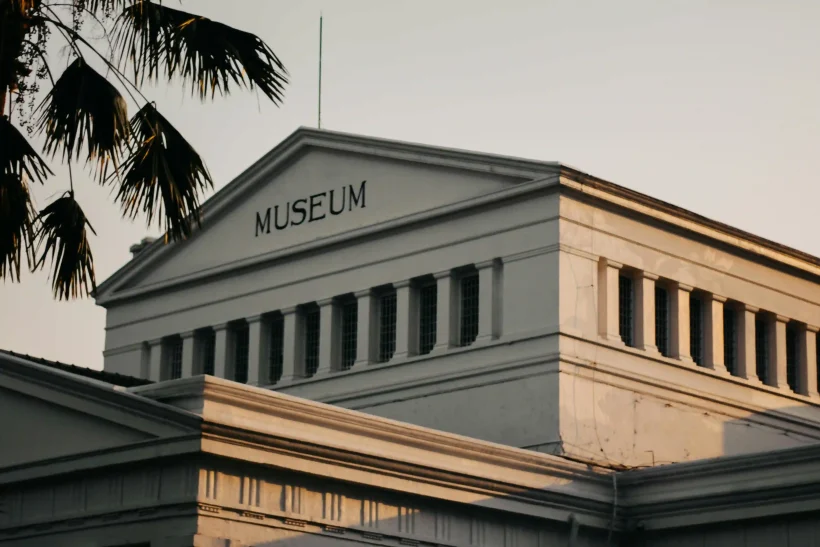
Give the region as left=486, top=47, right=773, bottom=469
left=2, top=0, right=819, bottom=371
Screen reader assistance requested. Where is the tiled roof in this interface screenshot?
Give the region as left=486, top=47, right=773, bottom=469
left=0, top=349, right=152, bottom=388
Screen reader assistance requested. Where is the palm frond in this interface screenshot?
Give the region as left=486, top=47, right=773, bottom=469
left=116, top=102, right=212, bottom=241
left=0, top=116, right=52, bottom=183
left=34, top=192, right=97, bottom=300
left=0, top=173, right=37, bottom=282
left=113, top=1, right=288, bottom=102
left=36, top=57, right=130, bottom=181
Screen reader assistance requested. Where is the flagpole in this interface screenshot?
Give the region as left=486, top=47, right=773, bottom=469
left=318, top=13, right=323, bottom=129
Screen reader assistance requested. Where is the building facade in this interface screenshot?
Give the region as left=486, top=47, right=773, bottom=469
left=3, top=128, right=820, bottom=546
left=95, top=128, right=820, bottom=468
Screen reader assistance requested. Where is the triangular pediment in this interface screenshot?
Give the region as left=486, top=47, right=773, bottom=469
left=0, top=353, right=199, bottom=468
left=96, top=128, right=557, bottom=301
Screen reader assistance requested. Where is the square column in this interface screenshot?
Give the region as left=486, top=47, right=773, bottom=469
left=316, top=298, right=337, bottom=374
left=634, top=271, right=659, bottom=353
left=704, top=294, right=729, bottom=374
left=354, top=289, right=375, bottom=367
left=394, top=280, right=413, bottom=359
left=432, top=270, right=456, bottom=353
left=597, top=258, right=624, bottom=344
left=213, top=323, right=230, bottom=379
left=736, top=304, right=762, bottom=384
left=670, top=282, right=694, bottom=364
left=148, top=338, right=163, bottom=382
left=180, top=331, right=195, bottom=378
left=797, top=325, right=820, bottom=399
left=476, top=259, right=502, bottom=343
left=769, top=315, right=790, bottom=391
left=280, top=307, right=299, bottom=382
left=246, top=315, right=266, bottom=386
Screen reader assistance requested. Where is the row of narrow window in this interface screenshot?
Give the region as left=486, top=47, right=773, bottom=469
left=160, top=269, right=482, bottom=383
left=618, top=275, right=819, bottom=392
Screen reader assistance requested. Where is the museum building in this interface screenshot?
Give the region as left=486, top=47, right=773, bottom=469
left=2, top=127, right=820, bottom=546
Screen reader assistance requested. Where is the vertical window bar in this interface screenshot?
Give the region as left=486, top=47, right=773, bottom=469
left=202, top=330, right=216, bottom=376
left=418, top=284, right=438, bottom=355
left=268, top=315, right=284, bottom=384
left=304, top=306, right=321, bottom=377
left=340, top=300, right=358, bottom=371
left=459, top=273, right=480, bottom=347
left=723, top=307, right=737, bottom=376
left=755, top=316, right=768, bottom=384
left=167, top=336, right=183, bottom=380
left=690, top=294, right=704, bottom=366
left=786, top=324, right=798, bottom=392
left=655, top=286, right=670, bottom=356
left=619, top=275, right=634, bottom=347
left=233, top=323, right=250, bottom=384
left=378, top=291, right=397, bottom=363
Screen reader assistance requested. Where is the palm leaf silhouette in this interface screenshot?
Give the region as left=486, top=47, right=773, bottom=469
left=0, top=173, right=37, bottom=282
left=116, top=102, right=212, bottom=242
left=34, top=192, right=97, bottom=300
left=36, top=57, right=130, bottom=181
left=113, top=1, right=287, bottom=102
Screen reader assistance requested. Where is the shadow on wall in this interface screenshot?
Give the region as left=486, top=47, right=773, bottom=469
left=722, top=403, right=820, bottom=459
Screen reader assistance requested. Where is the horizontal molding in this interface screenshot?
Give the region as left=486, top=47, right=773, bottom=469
left=99, top=177, right=561, bottom=306
left=102, top=213, right=559, bottom=332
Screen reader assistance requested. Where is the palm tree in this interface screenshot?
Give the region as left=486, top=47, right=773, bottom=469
left=0, top=0, right=288, bottom=299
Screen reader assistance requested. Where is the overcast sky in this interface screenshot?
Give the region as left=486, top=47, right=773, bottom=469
left=2, top=0, right=819, bottom=370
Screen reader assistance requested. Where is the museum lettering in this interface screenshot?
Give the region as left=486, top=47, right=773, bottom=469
left=254, top=180, right=367, bottom=237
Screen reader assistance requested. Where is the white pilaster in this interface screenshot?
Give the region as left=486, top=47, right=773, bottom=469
left=737, top=304, right=761, bottom=384
left=769, top=315, right=790, bottom=391
left=281, top=307, right=298, bottom=382
left=799, top=325, right=820, bottom=399
left=394, top=280, right=413, bottom=359
left=148, top=339, right=163, bottom=382
left=354, top=289, right=375, bottom=367
left=433, top=270, right=455, bottom=352
left=670, top=282, right=694, bottom=364
left=180, top=331, right=195, bottom=378
left=317, top=298, right=336, bottom=374
left=476, top=259, right=501, bottom=343
left=246, top=315, right=266, bottom=386
left=704, top=294, right=728, bottom=374
left=634, top=271, right=659, bottom=353
left=213, top=323, right=230, bottom=379
left=597, top=258, right=624, bottom=344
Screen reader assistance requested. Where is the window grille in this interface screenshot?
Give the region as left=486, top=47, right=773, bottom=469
left=459, top=273, right=479, bottom=347
left=689, top=294, right=704, bottom=366
left=378, top=291, right=397, bottom=362
left=655, top=286, right=670, bottom=356
left=233, top=323, right=250, bottom=384
left=269, top=315, right=284, bottom=384
left=166, top=336, right=183, bottom=380
left=304, top=306, right=321, bottom=377
left=340, top=300, right=358, bottom=371
left=786, top=324, right=798, bottom=392
left=755, top=316, right=768, bottom=384
left=723, top=307, right=737, bottom=376
left=618, top=275, right=634, bottom=347
left=201, top=330, right=216, bottom=376
left=418, top=283, right=438, bottom=355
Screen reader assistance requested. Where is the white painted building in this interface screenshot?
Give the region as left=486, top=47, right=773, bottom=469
left=3, top=128, right=820, bottom=546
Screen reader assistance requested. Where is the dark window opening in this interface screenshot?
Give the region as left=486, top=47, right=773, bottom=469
left=269, top=315, right=284, bottom=384
left=619, top=275, right=635, bottom=347
left=655, top=286, right=670, bottom=356
left=418, top=283, right=438, bottom=355
left=378, top=291, right=397, bottom=362
left=459, top=273, right=480, bottom=347
left=304, top=306, right=321, bottom=377
left=340, top=300, right=358, bottom=371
